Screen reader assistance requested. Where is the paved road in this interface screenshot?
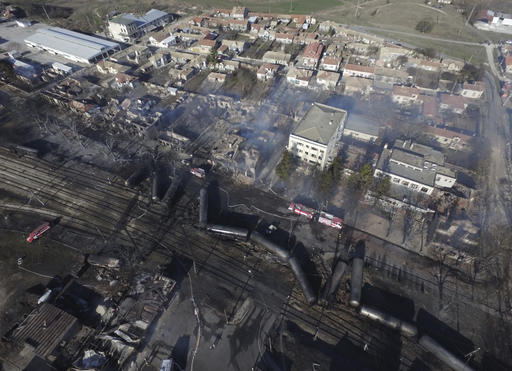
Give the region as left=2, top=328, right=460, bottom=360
left=481, top=71, right=512, bottom=229
left=350, top=24, right=481, bottom=46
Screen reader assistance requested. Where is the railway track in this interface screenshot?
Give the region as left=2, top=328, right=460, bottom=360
left=0, top=148, right=433, bottom=369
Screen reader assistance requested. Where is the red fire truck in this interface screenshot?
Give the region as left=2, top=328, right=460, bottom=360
left=26, top=222, right=51, bottom=243
left=288, top=202, right=315, bottom=219
left=318, top=212, right=343, bottom=229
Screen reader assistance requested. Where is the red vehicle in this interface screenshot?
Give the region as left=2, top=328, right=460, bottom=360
left=26, top=222, right=51, bottom=243
left=318, top=212, right=343, bottom=230
left=288, top=202, right=315, bottom=219
left=190, top=168, right=206, bottom=179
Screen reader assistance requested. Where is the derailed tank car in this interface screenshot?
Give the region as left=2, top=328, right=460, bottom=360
left=349, top=255, right=364, bottom=307
left=199, top=188, right=208, bottom=226
left=419, top=335, right=474, bottom=371
left=249, top=231, right=290, bottom=262
left=359, top=305, right=418, bottom=338
left=206, top=224, right=249, bottom=240
left=288, top=256, right=316, bottom=305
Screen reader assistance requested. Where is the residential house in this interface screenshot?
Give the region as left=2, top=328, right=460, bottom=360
left=287, top=67, right=313, bottom=87
left=419, top=94, right=438, bottom=121
left=149, top=31, right=177, bottom=48
left=228, top=19, right=249, bottom=31
left=189, top=16, right=206, bottom=27
left=343, top=64, right=375, bottom=79
left=208, top=72, right=226, bottom=83
left=343, top=76, right=373, bottom=96
left=426, top=126, right=472, bottom=151
left=288, top=102, right=347, bottom=169
left=461, top=82, right=484, bottom=99
left=320, top=56, right=342, bottom=72
left=115, top=73, right=137, bottom=88
left=231, top=6, right=248, bottom=20
left=343, top=114, right=381, bottom=142
left=221, top=39, right=247, bottom=53
left=441, top=58, right=465, bottom=73
left=316, top=71, right=340, bottom=89
left=262, top=51, right=291, bottom=66
left=505, top=56, right=512, bottom=74
left=378, top=45, right=410, bottom=66
left=191, top=38, right=218, bottom=54
left=293, top=32, right=318, bottom=45
left=373, top=67, right=409, bottom=90
left=250, top=23, right=265, bottom=34
left=301, top=42, right=324, bottom=69
left=257, top=63, right=280, bottom=81
left=392, top=86, right=420, bottom=105
left=97, top=60, right=130, bottom=74
left=217, top=60, right=240, bottom=73
left=275, top=32, right=295, bottom=44
left=440, top=94, right=465, bottom=114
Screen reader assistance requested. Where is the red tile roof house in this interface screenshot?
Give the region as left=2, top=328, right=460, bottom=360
left=461, top=82, right=484, bottom=99
left=257, top=63, right=280, bottom=81
left=439, top=94, right=466, bottom=114
left=320, top=56, right=342, bottom=72
left=419, top=94, right=438, bottom=120
left=301, top=42, right=324, bottom=69
left=343, top=64, right=375, bottom=79
left=506, top=56, right=512, bottom=74
left=275, top=32, right=295, bottom=44
left=392, top=86, right=421, bottom=105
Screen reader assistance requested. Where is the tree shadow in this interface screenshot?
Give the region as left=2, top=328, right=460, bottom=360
left=361, top=284, right=415, bottom=322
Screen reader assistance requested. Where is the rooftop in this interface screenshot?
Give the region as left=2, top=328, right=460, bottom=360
left=291, top=102, right=347, bottom=145
left=24, top=27, right=119, bottom=63
left=395, top=139, right=445, bottom=165
left=393, top=85, right=420, bottom=97
left=302, top=41, right=324, bottom=60
left=440, top=94, right=465, bottom=110
left=377, top=148, right=436, bottom=186
left=344, top=114, right=381, bottom=136
left=11, top=303, right=79, bottom=358
left=344, top=63, right=375, bottom=74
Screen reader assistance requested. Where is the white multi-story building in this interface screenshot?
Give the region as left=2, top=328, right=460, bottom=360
left=108, top=9, right=171, bottom=42
left=374, top=140, right=456, bottom=195
left=288, top=103, right=347, bottom=169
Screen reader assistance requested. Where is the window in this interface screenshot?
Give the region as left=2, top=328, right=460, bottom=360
left=393, top=177, right=400, bottom=183
left=311, top=147, right=317, bottom=151
left=402, top=181, right=409, bottom=186
left=305, top=151, right=309, bottom=155
left=421, top=187, right=429, bottom=193
left=410, top=184, right=419, bottom=190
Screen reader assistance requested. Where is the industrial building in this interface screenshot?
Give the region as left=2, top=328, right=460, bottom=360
left=288, top=102, right=347, bottom=169
left=24, top=27, right=120, bottom=64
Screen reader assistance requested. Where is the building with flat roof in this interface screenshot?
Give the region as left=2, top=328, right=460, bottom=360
left=343, top=114, right=381, bottom=142
left=25, top=27, right=120, bottom=64
left=374, top=140, right=455, bottom=195
left=288, top=102, right=347, bottom=169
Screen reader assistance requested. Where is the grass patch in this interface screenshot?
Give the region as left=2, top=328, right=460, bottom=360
left=176, top=0, right=342, bottom=14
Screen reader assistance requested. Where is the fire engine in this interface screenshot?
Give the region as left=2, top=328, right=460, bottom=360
left=26, top=222, right=51, bottom=243
left=190, top=168, right=206, bottom=179
left=288, top=202, right=315, bottom=219
left=318, top=212, right=343, bottom=229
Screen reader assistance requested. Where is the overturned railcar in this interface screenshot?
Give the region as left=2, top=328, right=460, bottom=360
left=419, top=335, right=474, bottom=371
left=349, top=256, right=364, bottom=307
left=206, top=224, right=249, bottom=240
left=359, top=305, right=418, bottom=338
left=320, top=259, right=347, bottom=305
left=199, top=188, right=208, bottom=226
left=249, top=231, right=290, bottom=262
